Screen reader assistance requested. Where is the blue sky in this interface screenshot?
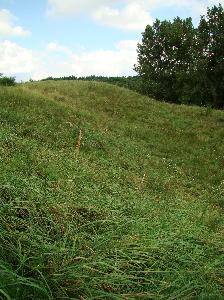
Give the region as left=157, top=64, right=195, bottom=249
left=0, top=0, right=223, bottom=81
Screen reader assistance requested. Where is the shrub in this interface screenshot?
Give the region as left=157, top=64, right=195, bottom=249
left=0, top=73, right=16, bottom=86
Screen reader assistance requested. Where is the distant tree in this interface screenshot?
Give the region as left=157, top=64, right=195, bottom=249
left=0, top=73, right=16, bottom=86
left=41, top=75, right=142, bottom=94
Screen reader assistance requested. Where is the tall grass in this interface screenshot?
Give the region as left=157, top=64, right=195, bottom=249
left=0, top=82, right=223, bottom=299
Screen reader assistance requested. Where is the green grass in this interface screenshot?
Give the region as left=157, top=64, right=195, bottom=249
left=0, top=80, right=224, bottom=299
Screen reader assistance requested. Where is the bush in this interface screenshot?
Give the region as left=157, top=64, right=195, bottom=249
left=0, top=73, right=16, bottom=86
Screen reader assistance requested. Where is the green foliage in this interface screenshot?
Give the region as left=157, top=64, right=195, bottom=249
left=135, top=17, right=196, bottom=103
left=0, top=74, right=16, bottom=86
left=0, top=81, right=224, bottom=299
left=41, top=75, right=143, bottom=94
left=135, top=4, right=224, bottom=108
left=197, top=4, right=224, bottom=108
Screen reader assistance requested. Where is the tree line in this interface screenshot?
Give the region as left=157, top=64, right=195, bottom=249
left=135, top=4, right=224, bottom=108
left=41, top=75, right=142, bottom=93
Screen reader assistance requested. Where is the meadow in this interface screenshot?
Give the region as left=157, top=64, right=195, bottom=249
left=0, top=80, right=223, bottom=299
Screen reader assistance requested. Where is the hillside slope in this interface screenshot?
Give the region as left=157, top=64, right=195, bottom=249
left=0, top=81, right=224, bottom=299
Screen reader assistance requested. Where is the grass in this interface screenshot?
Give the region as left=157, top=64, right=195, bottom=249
left=0, top=80, right=224, bottom=299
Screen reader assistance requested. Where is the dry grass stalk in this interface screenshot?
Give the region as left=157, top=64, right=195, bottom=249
left=141, top=173, right=146, bottom=185
left=138, top=173, right=146, bottom=190
left=76, top=129, right=82, bottom=153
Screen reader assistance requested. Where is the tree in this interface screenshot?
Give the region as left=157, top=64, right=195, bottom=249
left=134, top=17, right=196, bottom=103
left=197, top=4, right=224, bottom=108
left=0, top=73, right=16, bottom=86
left=135, top=4, right=224, bottom=108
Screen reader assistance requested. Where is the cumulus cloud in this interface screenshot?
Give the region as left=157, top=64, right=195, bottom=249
left=46, top=42, right=72, bottom=55
left=47, top=0, right=151, bottom=31
left=43, top=39, right=138, bottom=78
left=47, top=0, right=224, bottom=31
left=0, top=9, right=31, bottom=37
left=141, top=0, right=224, bottom=16
left=0, top=40, right=37, bottom=75
left=93, top=3, right=153, bottom=31
left=0, top=39, right=138, bottom=80
left=47, top=0, right=117, bottom=16
left=68, top=39, right=138, bottom=77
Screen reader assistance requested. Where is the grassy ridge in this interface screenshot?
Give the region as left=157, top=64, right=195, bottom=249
left=0, top=81, right=224, bottom=299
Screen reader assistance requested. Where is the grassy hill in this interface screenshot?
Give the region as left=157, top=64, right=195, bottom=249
left=0, top=80, right=224, bottom=299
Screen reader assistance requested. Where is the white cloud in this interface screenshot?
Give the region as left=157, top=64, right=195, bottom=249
left=47, top=0, right=152, bottom=31
left=68, top=39, right=138, bottom=77
left=46, top=42, right=72, bottom=55
left=47, top=0, right=118, bottom=16
left=47, top=0, right=224, bottom=30
left=42, top=39, right=138, bottom=78
left=93, top=3, right=153, bottom=31
left=0, top=9, right=31, bottom=37
left=0, top=39, right=138, bottom=80
left=0, top=40, right=37, bottom=74
left=143, top=0, right=224, bottom=16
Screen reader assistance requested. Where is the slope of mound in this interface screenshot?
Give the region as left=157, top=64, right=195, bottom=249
left=0, top=81, right=224, bottom=299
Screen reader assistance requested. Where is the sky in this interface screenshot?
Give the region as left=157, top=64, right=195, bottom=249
left=0, top=0, right=223, bottom=81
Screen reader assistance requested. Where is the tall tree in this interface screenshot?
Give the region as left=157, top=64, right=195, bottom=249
left=134, top=17, right=196, bottom=103
left=135, top=4, right=224, bottom=108
left=197, top=4, right=224, bottom=108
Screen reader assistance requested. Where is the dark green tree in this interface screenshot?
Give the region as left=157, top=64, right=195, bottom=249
left=0, top=73, right=16, bottom=86
left=135, top=4, right=224, bottom=108
left=134, top=17, right=196, bottom=103
left=197, top=4, right=224, bottom=108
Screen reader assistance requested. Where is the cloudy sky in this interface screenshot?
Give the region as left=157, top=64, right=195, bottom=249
left=0, top=0, right=223, bottom=81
